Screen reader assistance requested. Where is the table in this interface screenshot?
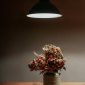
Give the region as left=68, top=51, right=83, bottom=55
left=0, top=82, right=85, bottom=85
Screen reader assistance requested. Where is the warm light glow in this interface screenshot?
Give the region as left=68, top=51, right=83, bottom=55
left=27, top=13, right=62, bottom=18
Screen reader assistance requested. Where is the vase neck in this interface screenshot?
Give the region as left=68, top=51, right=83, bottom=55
left=44, top=72, right=59, bottom=76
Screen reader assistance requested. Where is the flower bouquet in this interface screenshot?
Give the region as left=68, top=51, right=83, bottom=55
left=28, top=44, right=66, bottom=85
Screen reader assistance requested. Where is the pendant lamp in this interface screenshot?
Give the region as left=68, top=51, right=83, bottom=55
left=27, top=0, right=62, bottom=18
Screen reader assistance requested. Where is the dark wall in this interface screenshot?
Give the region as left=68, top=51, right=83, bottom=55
left=0, top=0, right=85, bottom=82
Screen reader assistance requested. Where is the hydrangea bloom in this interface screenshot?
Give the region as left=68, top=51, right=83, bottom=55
left=28, top=44, right=66, bottom=74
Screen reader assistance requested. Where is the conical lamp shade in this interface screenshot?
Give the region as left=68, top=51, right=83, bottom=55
left=27, top=0, right=62, bottom=18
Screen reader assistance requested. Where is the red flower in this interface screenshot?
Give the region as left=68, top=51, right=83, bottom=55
left=28, top=44, right=66, bottom=74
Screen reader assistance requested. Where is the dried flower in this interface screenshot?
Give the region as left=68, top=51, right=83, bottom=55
left=28, top=44, right=66, bottom=74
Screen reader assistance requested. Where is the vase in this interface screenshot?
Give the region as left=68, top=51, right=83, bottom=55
left=43, top=72, right=61, bottom=85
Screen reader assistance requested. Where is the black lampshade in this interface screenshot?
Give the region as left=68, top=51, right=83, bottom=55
left=27, top=0, right=62, bottom=18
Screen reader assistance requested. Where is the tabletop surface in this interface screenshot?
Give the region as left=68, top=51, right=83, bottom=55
left=0, top=82, right=85, bottom=85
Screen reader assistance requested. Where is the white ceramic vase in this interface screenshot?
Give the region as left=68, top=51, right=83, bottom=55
left=43, top=73, right=61, bottom=85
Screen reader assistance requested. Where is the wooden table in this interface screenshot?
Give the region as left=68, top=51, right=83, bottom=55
left=0, top=82, right=85, bottom=85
